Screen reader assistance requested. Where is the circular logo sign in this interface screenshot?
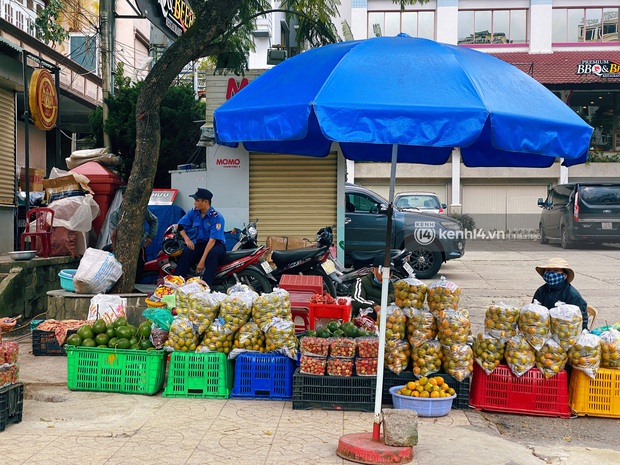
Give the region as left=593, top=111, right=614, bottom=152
left=414, top=227, right=436, bottom=245
left=29, top=69, right=58, bottom=131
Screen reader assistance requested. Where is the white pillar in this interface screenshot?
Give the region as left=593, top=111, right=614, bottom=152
left=436, top=0, right=459, bottom=44
left=530, top=0, right=553, bottom=53
left=451, top=148, right=462, bottom=214
left=560, top=162, right=569, bottom=184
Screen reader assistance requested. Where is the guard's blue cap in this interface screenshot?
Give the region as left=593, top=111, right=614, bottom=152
left=189, top=188, right=213, bottom=201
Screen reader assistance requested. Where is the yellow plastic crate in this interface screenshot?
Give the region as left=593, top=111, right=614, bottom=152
left=568, top=367, right=620, bottom=418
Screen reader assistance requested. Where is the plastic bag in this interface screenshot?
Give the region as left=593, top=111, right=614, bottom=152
left=300, top=336, right=330, bottom=357
left=264, top=317, right=298, bottom=360
left=329, top=337, right=356, bottom=358
left=174, top=282, right=211, bottom=316
left=473, top=332, right=505, bottom=375
left=188, top=291, right=226, bottom=335
left=327, top=357, right=354, bottom=376
left=442, top=343, right=473, bottom=381
left=356, top=337, right=379, bottom=358
left=518, top=301, right=550, bottom=351
left=550, top=301, right=583, bottom=351
left=229, top=320, right=265, bottom=359
left=406, top=306, right=437, bottom=348
left=197, top=318, right=235, bottom=354
left=355, top=357, right=378, bottom=376
left=394, top=277, right=427, bottom=309
left=219, top=291, right=254, bottom=331
left=568, top=331, right=601, bottom=379
left=426, top=277, right=461, bottom=319
left=252, top=288, right=292, bottom=331
left=535, top=337, right=568, bottom=378
left=437, top=308, right=471, bottom=347
left=600, top=328, right=620, bottom=368
left=164, top=316, right=199, bottom=352
left=376, top=304, right=408, bottom=340
left=300, top=355, right=326, bottom=375
left=504, top=334, right=536, bottom=377
left=484, top=302, right=519, bottom=342
left=385, top=339, right=411, bottom=375
left=87, top=294, right=127, bottom=325
left=142, top=307, right=175, bottom=331
left=412, top=339, right=443, bottom=377
left=74, top=248, right=123, bottom=294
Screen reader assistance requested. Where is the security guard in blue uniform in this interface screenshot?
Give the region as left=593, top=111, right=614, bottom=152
left=175, top=188, right=226, bottom=285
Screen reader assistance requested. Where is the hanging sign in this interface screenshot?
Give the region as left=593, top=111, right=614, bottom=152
left=29, top=69, right=58, bottom=131
left=135, top=0, right=194, bottom=41
left=576, top=60, right=620, bottom=78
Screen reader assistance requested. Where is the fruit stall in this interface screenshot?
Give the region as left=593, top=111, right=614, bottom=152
left=2, top=272, right=620, bottom=433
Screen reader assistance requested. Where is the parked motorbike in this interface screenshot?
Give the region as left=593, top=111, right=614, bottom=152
left=264, top=226, right=338, bottom=297
left=142, top=221, right=272, bottom=294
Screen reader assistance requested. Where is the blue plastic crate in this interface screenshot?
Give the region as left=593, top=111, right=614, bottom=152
left=231, top=352, right=296, bottom=400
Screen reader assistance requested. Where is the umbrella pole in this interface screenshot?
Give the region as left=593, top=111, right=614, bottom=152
left=372, top=144, right=398, bottom=441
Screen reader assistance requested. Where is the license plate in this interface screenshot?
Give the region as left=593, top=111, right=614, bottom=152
left=321, top=259, right=336, bottom=274
left=403, top=262, right=414, bottom=276
left=602, top=222, right=612, bottom=230
left=261, top=261, right=273, bottom=274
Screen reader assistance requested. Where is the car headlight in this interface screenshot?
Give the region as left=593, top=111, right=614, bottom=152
left=441, top=221, right=462, bottom=231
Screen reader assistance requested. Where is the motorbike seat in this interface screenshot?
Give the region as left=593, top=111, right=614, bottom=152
left=221, top=247, right=263, bottom=265
left=271, top=247, right=323, bottom=268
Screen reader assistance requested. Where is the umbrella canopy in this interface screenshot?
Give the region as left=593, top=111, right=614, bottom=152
left=215, top=34, right=593, bottom=167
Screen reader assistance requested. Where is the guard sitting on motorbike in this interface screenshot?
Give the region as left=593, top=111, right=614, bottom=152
left=174, top=188, right=226, bottom=286
left=351, top=254, right=395, bottom=321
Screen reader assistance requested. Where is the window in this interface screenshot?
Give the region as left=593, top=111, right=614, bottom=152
left=368, top=10, right=435, bottom=39
left=567, top=91, right=620, bottom=152
left=70, top=35, right=98, bottom=73
left=553, top=8, right=619, bottom=43
left=15, top=10, right=24, bottom=30
left=4, top=3, right=13, bottom=23
left=458, top=9, right=527, bottom=44
left=27, top=0, right=33, bottom=10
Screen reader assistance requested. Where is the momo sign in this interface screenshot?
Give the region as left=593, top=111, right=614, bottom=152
left=29, top=69, right=58, bottom=131
left=136, top=0, right=194, bottom=41
left=215, top=158, right=241, bottom=168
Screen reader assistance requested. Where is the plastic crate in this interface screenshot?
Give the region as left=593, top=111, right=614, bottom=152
left=568, top=367, right=620, bottom=418
left=163, top=351, right=233, bottom=399
left=231, top=352, right=296, bottom=400
left=381, top=370, right=470, bottom=409
left=279, top=274, right=323, bottom=296
left=0, top=382, right=24, bottom=432
left=390, top=386, right=456, bottom=417
left=291, top=307, right=310, bottom=333
left=308, top=303, right=352, bottom=330
left=292, top=369, right=376, bottom=411
left=66, top=346, right=166, bottom=395
left=32, top=328, right=78, bottom=356
left=470, top=363, right=571, bottom=418
left=30, top=319, right=45, bottom=332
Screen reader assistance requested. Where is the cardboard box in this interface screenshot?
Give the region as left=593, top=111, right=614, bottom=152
left=266, top=236, right=313, bottom=267
left=19, top=168, right=45, bottom=192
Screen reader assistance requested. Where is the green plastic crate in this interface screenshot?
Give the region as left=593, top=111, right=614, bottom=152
left=66, top=346, right=166, bottom=395
left=163, top=351, right=233, bottom=399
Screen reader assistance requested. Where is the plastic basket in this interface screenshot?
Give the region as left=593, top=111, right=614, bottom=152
left=58, top=269, right=76, bottom=292
left=0, top=382, right=23, bottom=432
left=163, top=351, right=233, bottom=399
left=568, top=367, right=620, bottom=418
left=66, top=346, right=166, bottom=395
left=32, top=328, right=78, bottom=356
left=470, top=363, right=571, bottom=418
left=390, top=385, right=456, bottom=417
left=230, top=352, right=296, bottom=400
left=308, top=303, right=352, bottom=330
left=279, top=274, right=323, bottom=296
left=291, top=307, right=310, bottom=333
left=381, top=370, right=470, bottom=409
left=292, top=369, right=375, bottom=411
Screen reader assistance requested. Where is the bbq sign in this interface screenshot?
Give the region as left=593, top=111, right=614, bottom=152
left=29, top=69, right=58, bottom=131
left=576, top=60, right=620, bottom=78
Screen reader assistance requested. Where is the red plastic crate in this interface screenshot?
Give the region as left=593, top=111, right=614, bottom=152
left=279, top=274, right=323, bottom=297
left=470, top=363, right=571, bottom=418
left=291, top=307, right=310, bottom=333
left=309, top=303, right=352, bottom=330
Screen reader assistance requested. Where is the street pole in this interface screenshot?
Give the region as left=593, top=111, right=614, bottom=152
left=100, top=0, right=111, bottom=148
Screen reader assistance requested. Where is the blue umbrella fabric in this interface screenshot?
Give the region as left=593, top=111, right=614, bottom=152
left=214, top=34, right=592, bottom=167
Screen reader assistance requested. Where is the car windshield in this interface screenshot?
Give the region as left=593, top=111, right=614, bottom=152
left=580, top=186, right=620, bottom=205
left=395, top=195, right=440, bottom=209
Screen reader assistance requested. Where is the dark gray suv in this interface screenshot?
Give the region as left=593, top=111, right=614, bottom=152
left=345, top=183, right=465, bottom=278
left=538, top=183, right=620, bottom=248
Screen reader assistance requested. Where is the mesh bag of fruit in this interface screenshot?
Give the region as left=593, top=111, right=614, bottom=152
left=394, top=277, right=427, bottom=309
left=196, top=317, right=236, bottom=354
left=377, top=305, right=409, bottom=341
left=504, top=334, right=536, bottom=377
left=188, top=290, right=226, bottom=335
left=600, top=328, right=620, bottom=368
left=549, top=301, right=583, bottom=351
left=164, top=316, right=199, bottom=352
left=484, top=302, right=520, bottom=342
left=406, top=306, right=437, bottom=348
left=535, top=337, right=568, bottom=378
left=441, top=343, right=473, bottom=381
left=219, top=290, right=255, bottom=332
left=518, top=300, right=550, bottom=351
left=229, top=320, right=265, bottom=359
left=473, top=332, right=505, bottom=375
left=300, top=336, right=330, bottom=357
left=426, top=277, right=461, bottom=319
left=252, top=288, right=292, bottom=331
left=437, top=308, right=471, bottom=347
left=567, top=331, right=601, bottom=379
left=174, top=281, right=210, bottom=316
left=412, top=339, right=443, bottom=378
left=264, top=317, right=298, bottom=360
left=385, top=338, right=411, bottom=375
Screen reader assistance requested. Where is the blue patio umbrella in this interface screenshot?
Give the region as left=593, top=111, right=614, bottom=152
left=214, top=34, right=593, bottom=450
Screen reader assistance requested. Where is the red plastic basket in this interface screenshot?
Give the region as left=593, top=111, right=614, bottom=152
left=470, top=363, right=571, bottom=418
left=279, top=274, right=323, bottom=296
left=291, top=307, right=310, bottom=333
left=309, top=303, right=352, bottom=330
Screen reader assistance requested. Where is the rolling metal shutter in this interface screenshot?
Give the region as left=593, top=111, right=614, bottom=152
left=249, top=152, right=338, bottom=244
left=0, top=88, right=16, bottom=206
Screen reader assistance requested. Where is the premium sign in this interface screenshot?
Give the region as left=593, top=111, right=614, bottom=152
left=576, top=60, right=620, bottom=78
left=136, top=0, right=194, bottom=41
left=29, top=69, right=58, bottom=131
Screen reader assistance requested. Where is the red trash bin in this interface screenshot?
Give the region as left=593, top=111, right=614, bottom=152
left=70, top=161, right=125, bottom=235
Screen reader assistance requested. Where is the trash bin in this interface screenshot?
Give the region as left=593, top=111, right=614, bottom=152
left=70, top=162, right=125, bottom=235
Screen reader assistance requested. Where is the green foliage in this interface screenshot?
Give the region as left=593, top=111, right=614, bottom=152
left=90, top=83, right=205, bottom=186
left=35, top=0, right=70, bottom=45
left=449, top=212, right=476, bottom=231
left=587, top=149, right=620, bottom=163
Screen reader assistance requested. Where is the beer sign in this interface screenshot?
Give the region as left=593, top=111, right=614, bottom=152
left=29, top=69, right=58, bottom=131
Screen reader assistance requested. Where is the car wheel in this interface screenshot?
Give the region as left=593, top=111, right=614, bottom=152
left=539, top=224, right=549, bottom=244
left=407, top=245, right=442, bottom=279
left=561, top=226, right=573, bottom=249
